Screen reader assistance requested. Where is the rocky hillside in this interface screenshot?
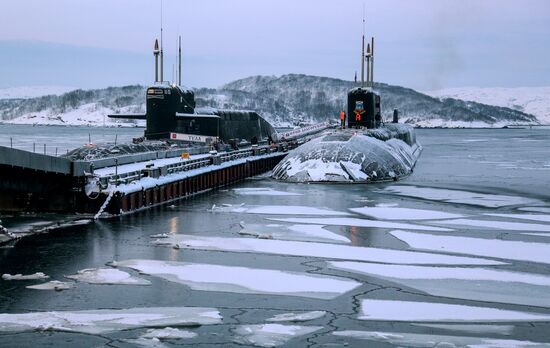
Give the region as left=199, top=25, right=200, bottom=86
left=0, top=75, right=538, bottom=127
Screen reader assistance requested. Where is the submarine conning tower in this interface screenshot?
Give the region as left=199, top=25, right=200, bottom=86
left=347, top=33, right=381, bottom=129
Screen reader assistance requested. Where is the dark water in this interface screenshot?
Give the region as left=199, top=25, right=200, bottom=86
left=1, top=126, right=550, bottom=347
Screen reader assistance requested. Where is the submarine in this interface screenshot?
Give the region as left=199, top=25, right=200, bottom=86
left=272, top=34, right=422, bottom=183
left=109, top=38, right=277, bottom=146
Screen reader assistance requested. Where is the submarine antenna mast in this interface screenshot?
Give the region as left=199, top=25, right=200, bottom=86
left=153, top=39, right=160, bottom=83
left=160, top=0, right=164, bottom=83
left=370, top=36, right=374, bottom=87
left=178, top=35, right=182, bottom=86
left=361, top=5, right=365, bottom=87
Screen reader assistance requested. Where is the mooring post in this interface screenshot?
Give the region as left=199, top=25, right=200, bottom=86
left=114, top=158, right=119, bottom=186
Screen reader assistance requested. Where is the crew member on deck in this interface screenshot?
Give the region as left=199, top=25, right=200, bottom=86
left=340, top=111, right=346, bottom=129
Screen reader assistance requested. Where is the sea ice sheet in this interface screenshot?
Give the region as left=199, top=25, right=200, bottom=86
left=412, top=323, right=514, bottom=335
left=0, top=307, right=221, bottom=334
left=232, top=324, right=322, bottom=347
left=266, top=311, right=326, bottom=322
left=2, top=272, right=49, bottom=280
left=350, top=207, right=463, bottom=220
left=239, top=223, right=350, bottom=244
left=26, top=280, right=73, bottom=291
left=382, top=185, right=541, bottom=208
left=486, top=213, right=550, bottom=223
left=65, top=267, right=151, bottom=285
left=519, top=207, right=550, bottom=214
left=328, top=261, right=550, bottom=307
left=392, top=230, right=550, bottom=265
left=332, top=330, right=549, bottom=347
left=268, top=217, right=452, bottom=232
left=153, top=234, right=503, bottom=265
left=433, top=218, right=550, bottom=232
left=141, top=327, right=197, bottom=339
left=358, top=299, right=550, bottom=322
left=114, top=259, right=360, bottom=299
left=212, top=204, right=349, bottom=216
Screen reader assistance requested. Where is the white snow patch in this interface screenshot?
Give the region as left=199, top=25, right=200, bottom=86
left=212, top=204, right=348, bottom=216
left=333, top=330, right=547, bottom=347
left=26, top=281, right=73, bottom=291
left=269, top=217, right=452, bottom=232
left=232, top=324, right=322, bottom=347
left=114, top=259, right=360, bottom=300
left=359, top=299, right=550, bottom=322
left=434, top=218, right=550, bottom=232
left=329, top=261, right=550, bottom=307
left=153, top=234, right=503, bottom=266
left=2, top=272, right=49, bottom=280
left=141, top=327, right=197, bottom=339
left=486, top=214, right=550, bottom=224
left=233, top=188, right=302, bottom=196
left=65, top=268, right=151, bottom=285
left=266, top=311, right=326, bottom=322
left=350, top=206, right=463, bottom=220
left=0, top=307, right=221, bottom=334
left=382, top=185, right=541, bottom=208
left=239, top=223, right=350, bottom=244
left=392, top=230, right=550, bottom=265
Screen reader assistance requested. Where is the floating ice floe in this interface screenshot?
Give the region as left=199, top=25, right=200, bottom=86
left=239, top=223, right=350, bottom=244
left=65, top=268, right=151, bottom=285
left=233, top=188, right=302, bottom=196
left=391, top=230, right=550, bottom=265
left=211, top=204, right=349, bottom=216
left=433, top=218, right=550, bottom=232
left=268, top=217, right=452, bottom=232
left=150, top=233, right=170, bottom=238
left=124, top=338, right=168, bottom=348
left=26, top=280, right=73, bottom=291
left=486, top=213, right=550, bottom=223
left=382, top=185, right=541, bottom=208
left=349, top=206, right=463, bottom=220
left=266, top=311, right=326, bottom=322
left=412, top=323, right=514, bottom=335
left=232, top=324, right=322, bottom=347
left=519, top=207, right=550, bottom=214
left=328, top=261, right=550, bottom=308
left=141, top=327, right=197, bottom=339
left=0, top=307, right=221, bottom=334
left=2, top=272, right=49, bottom=280
left=332, top=330, right=549, bottom=347
left=114, top=259, right=360, bottom=299
left=153, top=234, right=502, bottom=266
left=358, top=299, right=550, bottom=322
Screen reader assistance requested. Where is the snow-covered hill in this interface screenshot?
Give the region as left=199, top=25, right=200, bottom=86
left=425, top=87, right=550, bottom=124
left=0, top=76, right=539, bottom=128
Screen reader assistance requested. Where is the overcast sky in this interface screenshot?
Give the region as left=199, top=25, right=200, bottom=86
left=1, top=0, right=549, bottom=90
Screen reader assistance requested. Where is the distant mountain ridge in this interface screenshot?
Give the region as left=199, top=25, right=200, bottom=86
left=0, top=74, right=539, bottom=128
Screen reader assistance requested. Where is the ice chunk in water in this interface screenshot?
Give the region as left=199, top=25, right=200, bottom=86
left=382, top=185, right=542, bottom=208
left=26, top=280, right=73, bottom=291
left=269, top=217, right=452, bottom=232
left=65, top=268, right=151, bottom=285
left=0, top=307, right=221, bottom=334
left=359, top=299, right=550, bottom=322
left=233, top=188, right=302, bottom=196
left=412, top=323, right=514, bottom=335
left=392, top=230, right=550, bottom=265
left=153, top=234, right=503, bottom=266
left=2, top=272, right=49, bottom=280
left=434, top=218, right=550, bottom=232
left=519, top=207, right=550, bottom=214
left=232, top=324, right=322, bottom=347
left=141, top=327, right=197, bottom=339
left=115, top=259, right=360, bottom=300
left=329, top=261, right=550, bottom=308
left=350, top=206, right=463, bottom=220
left=239, top=223, right=350, bottom=244
left=333, top=330, right=548, bottom=347
left=486, top=213, right=550, bottom=223
left=212, top=205, right=349, bottom=216
left=266, top=311, right=326, bottom=322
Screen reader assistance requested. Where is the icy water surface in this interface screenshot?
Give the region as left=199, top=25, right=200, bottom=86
left=1, top=127, right=550, bottom=347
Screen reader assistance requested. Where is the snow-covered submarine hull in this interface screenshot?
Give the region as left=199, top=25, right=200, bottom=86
left=271, top=123, right=421, bottom=183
